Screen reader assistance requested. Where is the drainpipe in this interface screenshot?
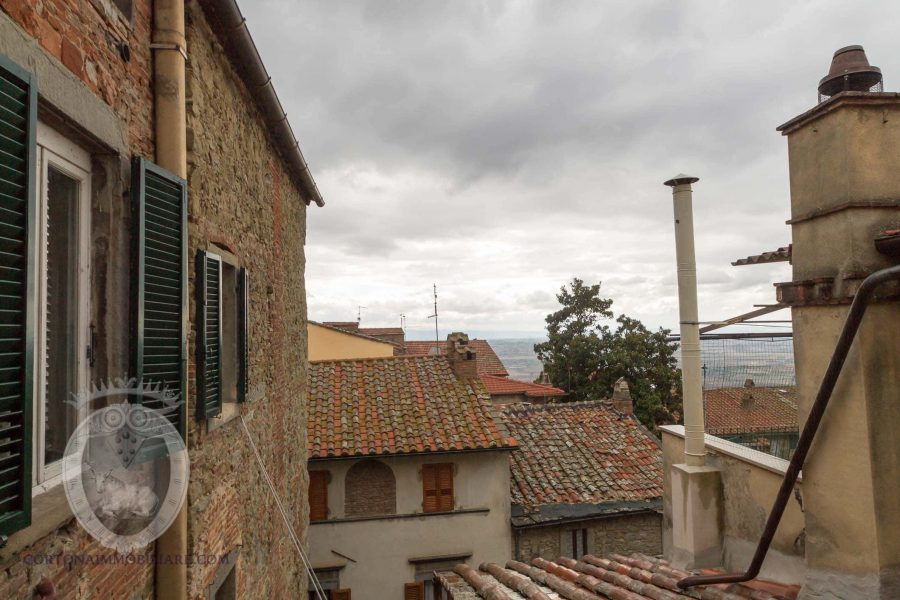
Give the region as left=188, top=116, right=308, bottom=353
left=664, top=174, right=706, bottom=466
left=152, top=1, right=188, bottom=599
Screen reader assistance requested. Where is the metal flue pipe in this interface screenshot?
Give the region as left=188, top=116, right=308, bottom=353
left=665, top=174, right=706, bottom=466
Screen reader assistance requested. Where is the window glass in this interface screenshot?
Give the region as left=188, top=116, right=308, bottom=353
left=220, top=262, right=238, bottom=405
left=43, top=167, right=79, bottom=466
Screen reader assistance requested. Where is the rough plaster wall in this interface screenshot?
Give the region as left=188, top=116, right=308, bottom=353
left=184, top=4, right=309, bottom=598
left=515, top=512, right=662, bottom=562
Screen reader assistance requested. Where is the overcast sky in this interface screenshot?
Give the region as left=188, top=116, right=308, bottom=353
left=242, top=1, right=900, bottom=339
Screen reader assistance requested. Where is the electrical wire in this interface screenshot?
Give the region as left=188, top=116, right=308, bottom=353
left=240, top=413, right=327, bottom=600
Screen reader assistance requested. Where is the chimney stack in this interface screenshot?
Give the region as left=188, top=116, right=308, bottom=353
left=446, top=332, right=478, bottom=381
left=741, top=378, right=755, bottom=408
left=611, top=378, right=634, bottom=415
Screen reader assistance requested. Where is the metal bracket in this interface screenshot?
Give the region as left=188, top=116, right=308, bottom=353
left=149, top=42, right=188, bottom=60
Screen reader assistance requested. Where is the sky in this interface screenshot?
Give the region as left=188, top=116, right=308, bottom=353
left=242, top=1, right=900, bottom=339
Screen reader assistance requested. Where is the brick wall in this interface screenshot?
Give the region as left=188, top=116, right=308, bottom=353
left=344, top=460, right=397, bottom=517
left=184, top=2, right=309, bottom=598
left=515, top=512, right=662, bottom=562
left=0, top=0, right=154, bottom=155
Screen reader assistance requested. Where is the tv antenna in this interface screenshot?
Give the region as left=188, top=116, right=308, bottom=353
left=427, top=284, right=439, bottom=354
left=357, top=305, right=367, bottom=324
left=400, top=313, right=406, bottom=331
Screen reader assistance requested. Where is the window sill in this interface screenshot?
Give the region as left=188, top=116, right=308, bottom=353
left=0, top=485, right=73, bottom=560
left=310, top=507, right=490, bottom=525
left=207, top=402, right=239, bottom=433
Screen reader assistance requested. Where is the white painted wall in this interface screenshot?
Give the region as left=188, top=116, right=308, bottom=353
left=308, top=451, right=513, bottom=598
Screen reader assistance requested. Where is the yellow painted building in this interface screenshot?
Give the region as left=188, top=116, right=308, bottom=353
left=308, top=322, right=397, bottom=361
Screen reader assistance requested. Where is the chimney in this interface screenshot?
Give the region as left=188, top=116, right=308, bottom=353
left=611, top=377, right=634, bottom=415
left=446, top=332, right=478, bottom=381
left=741, top=378, right=755, bottom=408
left=775, top=46, right=900, bottom=597
left=817, top=45, right=883, bottom=103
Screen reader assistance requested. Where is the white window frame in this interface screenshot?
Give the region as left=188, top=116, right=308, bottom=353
left=31, top=122, right=92, bottom=493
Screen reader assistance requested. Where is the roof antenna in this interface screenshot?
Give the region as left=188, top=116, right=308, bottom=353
left=400, top=313, right=406, bottom=331
left=357, top=305, right=366, bottom=325
left=427, top=284, right=439, bottom=355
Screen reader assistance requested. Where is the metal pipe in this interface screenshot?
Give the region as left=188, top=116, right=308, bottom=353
left=664, top=174, right=706, bottom=466
left=678, top=264, right=900, bottom=589
left=199, top=0, right=324, bottom=206
left=152, top=1, right=188, bottom=598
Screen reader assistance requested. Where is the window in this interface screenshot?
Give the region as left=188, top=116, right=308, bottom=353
left=196, top=248, right=249, bottom=424
left=422, top=463, right=453, bottom=513
left=404, top=582, right=425, bottom=600
left=411, top=557, right=466, bottom=600
left=565, top=528, right=589, bottom=560
left=344, top=460, right=395, bottom=517
left=33, top=123, right=91, bottom=491
left=308, top=568, right=349, bottom=600
left=309, top=470, right=328, bottom=522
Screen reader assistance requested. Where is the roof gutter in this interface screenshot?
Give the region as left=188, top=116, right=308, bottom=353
left=199, top=0, right=324, bottom=207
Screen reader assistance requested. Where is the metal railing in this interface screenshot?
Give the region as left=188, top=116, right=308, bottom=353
left=678, top=264, right=900, bottom=589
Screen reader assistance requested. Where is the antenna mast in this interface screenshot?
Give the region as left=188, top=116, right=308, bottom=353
left=427, top=284, right=439, bottom=353
left=357, top=305, right=367, bottom=324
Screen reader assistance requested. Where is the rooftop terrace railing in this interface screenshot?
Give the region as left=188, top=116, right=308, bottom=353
left=678, top=264, right=900, bottom=589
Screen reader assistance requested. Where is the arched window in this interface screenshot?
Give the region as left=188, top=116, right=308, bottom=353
left=344, top=460, right=396, bottom=517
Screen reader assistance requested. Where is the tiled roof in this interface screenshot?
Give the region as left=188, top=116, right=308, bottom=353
left=732, top=246, right=791, bottom=266
left=309, top=321, right=400, bottom=347
left=480, top=374, right=565, bottom=398
left=436, top=553, right=800, bottom=599
left=405, top=339, right=510, bottom=377
left=704, top=386, right=798, bottom=436
left=321, top=321, right=359, bottom=329
left=358, top=327, right=405, bottom=336
left=307, top=356, right=518, bottom=459
left=504, top=401, right=662, bottom=520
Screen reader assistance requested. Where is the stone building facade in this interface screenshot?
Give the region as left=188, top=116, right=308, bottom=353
left=513, top=512, right=662, bottom=563
left=0, top=1, right=318, bottom=598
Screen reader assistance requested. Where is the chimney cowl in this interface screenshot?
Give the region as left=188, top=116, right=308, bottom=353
left=818, top=45, right=883, bottom=99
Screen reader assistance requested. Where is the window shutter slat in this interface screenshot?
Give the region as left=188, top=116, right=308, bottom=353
left=237, top=267, right=249, bottom=402
left=309, top=470, right=328, bottom=522
left=422, top=464, right=437, bottom=513
left=404, top=582, right=425, bottom=600
left=0, top=54, right=35, bottom=539
left=132, top=157, right=188, bottom=436
left=438, top=464, right=454, bottom=512
left=423, top=464, right=453, bottom=513
left=332, top=590, right=351, bottom=600
left=195, top=251, right=222, bottom=420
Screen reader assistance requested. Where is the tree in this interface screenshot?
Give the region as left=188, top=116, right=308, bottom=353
left=534, top=278, right=682, bottom=431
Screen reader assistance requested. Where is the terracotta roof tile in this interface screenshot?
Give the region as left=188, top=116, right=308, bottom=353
left=404, top=339, right=510, bottom=377
left=704, top=386, right=798, bottom=436
left=481, top=374, right=565, bottom=398
left=504, top=401, right=662, bottom=512
left=307, top=356, right=517, bottom=459
left=437, top=553, right=800, bottom=600
left=358, top=327, right=405, bottom=336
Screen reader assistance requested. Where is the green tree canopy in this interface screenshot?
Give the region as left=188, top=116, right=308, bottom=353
left=534, top=278, right=682, bottom=430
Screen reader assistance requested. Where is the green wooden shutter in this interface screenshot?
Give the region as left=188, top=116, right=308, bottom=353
left=0, top=54, right=36, bottom=538
left=132, top=157, right=188, bottom=436
left=238, top=267, right=249, bottom=402
left=196, top=250, right=222, bottom=419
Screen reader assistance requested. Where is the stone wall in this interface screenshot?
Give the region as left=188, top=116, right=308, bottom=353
left=0, top=1, right=311, bottom=597
left=184, top=2, right=309, bottom=598
left=514, top=512, right=662, bottom=562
